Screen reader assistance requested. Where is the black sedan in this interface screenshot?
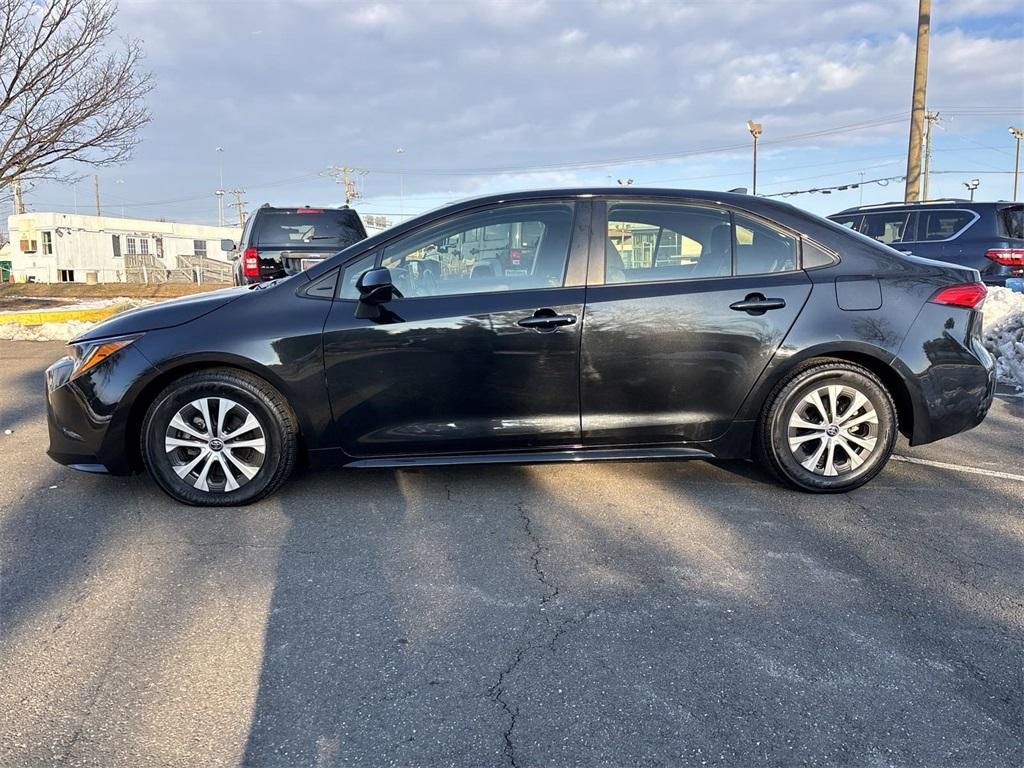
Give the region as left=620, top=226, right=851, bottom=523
left=45, top=188, right=996, bottom=506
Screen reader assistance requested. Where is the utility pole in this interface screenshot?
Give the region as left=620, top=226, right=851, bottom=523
left=226, top=189, right=247, bottom=227
left=904, top=0, right=931, bottom=202
left=93, top=174, right=101, bottom=215
left=922, top=110, right=939, bottom=201
left=858, top=171, right=865, bottom=205
left=325, top=165, right=365, bottom=204
left=12, top=178, right=25, bottom=214
left=1011, top=126, right=1024, bottom=201
left=746, top=120, right=763, bottom=195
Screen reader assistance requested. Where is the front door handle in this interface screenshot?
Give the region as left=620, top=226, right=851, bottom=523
left=518, top=309, right=577, bottom=330
left=729, top=293, right=786, bottom=315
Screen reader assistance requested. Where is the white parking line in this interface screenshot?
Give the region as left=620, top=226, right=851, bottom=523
left=891, top=455, right=1024, bottom=482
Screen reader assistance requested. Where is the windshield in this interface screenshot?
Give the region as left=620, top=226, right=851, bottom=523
left=255, top=210, right=365, bottom=248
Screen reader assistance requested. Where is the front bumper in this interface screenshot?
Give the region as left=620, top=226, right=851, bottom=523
left=45, top=345, right=154, bottom=475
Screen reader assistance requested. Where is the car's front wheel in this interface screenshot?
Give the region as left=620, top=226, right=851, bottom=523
left=141, top=369, right=297, bottom=506
left=757, top=360, right=897, bottom=493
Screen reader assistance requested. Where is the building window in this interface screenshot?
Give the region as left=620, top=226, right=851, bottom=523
left=126, top=236, right=138, bottom=255
left=58, top=269, right=75, bottom=282
left=42, top=231, right=53, bottom=255
left=111, top=234, right=122, bottom=257
left=140, top=238, right=150, bottom=256
left=194, top=239, right=207, bottom=258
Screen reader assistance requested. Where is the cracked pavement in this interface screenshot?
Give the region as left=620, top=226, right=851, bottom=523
left=1, top=341, right=1022, bottom=767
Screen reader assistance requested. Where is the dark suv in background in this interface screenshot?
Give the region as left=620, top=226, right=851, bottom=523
left=229, top=205, right=368, bottom=285
left=828, top=200, right=1024, bottom=285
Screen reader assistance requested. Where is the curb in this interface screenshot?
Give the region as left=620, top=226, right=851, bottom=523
left=0, top=306, right=122, bottom=325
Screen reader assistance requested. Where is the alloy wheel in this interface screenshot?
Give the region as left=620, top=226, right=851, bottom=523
left=164, top=397, right=266, bottom=493
left=786, top=384, right=879, bottom=477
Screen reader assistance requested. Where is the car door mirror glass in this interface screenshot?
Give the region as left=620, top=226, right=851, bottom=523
left=220, top=239, right=236, bottom=253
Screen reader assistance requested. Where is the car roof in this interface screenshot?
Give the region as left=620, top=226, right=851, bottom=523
left=830, top=199, right=1012, bottom=216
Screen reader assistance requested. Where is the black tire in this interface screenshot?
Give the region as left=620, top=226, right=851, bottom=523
left=141, top=368, right=298, bottom=506
left=756, top=360, right=897, bottom=493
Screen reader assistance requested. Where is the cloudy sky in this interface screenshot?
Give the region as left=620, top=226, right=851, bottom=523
left=20, top=0, right=1024, bottom=225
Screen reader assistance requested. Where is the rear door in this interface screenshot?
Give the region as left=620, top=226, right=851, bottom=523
left=581, top=199, right=811, bottom=446
left=321, top=199, right=589, bottom=457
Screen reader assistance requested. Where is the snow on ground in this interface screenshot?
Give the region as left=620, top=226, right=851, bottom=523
left=982, top=287, right=1024, bottom=390
left=0, top=298, right=152, bottom=342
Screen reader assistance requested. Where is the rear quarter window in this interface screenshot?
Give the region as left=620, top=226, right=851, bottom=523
left=915, top=210, right=975, bottom=241
left=998, top=205, right=1024, bottom=239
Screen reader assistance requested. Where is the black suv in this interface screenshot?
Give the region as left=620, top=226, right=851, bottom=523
left=828, top=200, right=1024, bottom=285
left=229, top=205, right=368, bottom=285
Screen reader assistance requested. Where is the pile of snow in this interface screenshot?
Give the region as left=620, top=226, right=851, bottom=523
left=982, top=286, right=1024, bottom=390
left=0, top=298, right=151, bottom=342
left=0, top=319, right=97, bottom=342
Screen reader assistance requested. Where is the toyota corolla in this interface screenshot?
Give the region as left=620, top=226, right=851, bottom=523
left=44, top=188, right=995, bottom=506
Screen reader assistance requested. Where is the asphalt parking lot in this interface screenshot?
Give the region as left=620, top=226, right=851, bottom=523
left=1, top=340, right=1021, bottom=768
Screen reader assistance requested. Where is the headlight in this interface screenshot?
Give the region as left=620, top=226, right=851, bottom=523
left=68, top=334, right=141, bottom=381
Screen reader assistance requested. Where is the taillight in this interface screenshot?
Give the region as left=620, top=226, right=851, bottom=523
left=242, top=247, right=260, bottom=278
left=509, top=248, right=522, bottom=265
left=929, top=282, right=987, bottom=308
left=985, top=248, right=1024, bottom=266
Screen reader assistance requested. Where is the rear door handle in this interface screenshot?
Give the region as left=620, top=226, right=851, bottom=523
left=518, top=309, right=577, bottom=330
left=729, top=294, right=786, bottom=315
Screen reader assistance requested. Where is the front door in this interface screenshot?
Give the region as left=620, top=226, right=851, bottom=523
left=581, top=200, right=812, bottom=445
left=322, top=200, right=589, bottom=457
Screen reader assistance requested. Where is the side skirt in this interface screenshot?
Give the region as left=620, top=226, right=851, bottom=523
left=341, top=446, right=714, bottom=469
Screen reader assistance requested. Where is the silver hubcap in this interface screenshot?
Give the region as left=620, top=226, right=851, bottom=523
left=164, top=397, right=266, bottom=493
left=787, top=384, right=879, bottom=477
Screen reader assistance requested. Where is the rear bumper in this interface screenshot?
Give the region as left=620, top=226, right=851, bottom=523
left=895, top=303, right=996, bottom=446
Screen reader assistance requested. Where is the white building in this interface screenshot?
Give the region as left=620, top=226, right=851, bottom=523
left=5, top=211, right=241, bottom=284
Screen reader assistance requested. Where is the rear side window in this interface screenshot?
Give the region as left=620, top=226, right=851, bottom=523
left=256, top=210, right=365, bottom=249
left=606, top=203, right=731, bottom=283
left=829, top=215, right=861, bottom=230
left=916, top=210, right=975, bottom=241
left=998, top=205, right=1024, bottom=239
left=861, top=212, right=913, bottom=244
left=734, top=214, right=799, bottom=275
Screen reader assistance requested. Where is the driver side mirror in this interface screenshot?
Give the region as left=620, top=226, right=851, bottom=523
left=355, top=267, right=403, bottom=319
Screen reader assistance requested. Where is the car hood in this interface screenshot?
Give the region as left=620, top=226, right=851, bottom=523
left=72, top=286, right=250, bottom=343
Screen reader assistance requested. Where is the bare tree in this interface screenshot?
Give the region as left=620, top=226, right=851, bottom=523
left=0, top=0, right=151, bottom=200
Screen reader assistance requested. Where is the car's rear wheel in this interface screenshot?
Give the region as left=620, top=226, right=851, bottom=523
left=757, top=361, right=897, bottom=493
left=141, top=369, right=297, bottom=506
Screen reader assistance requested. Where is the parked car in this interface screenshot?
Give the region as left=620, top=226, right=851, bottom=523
left=228, top=204, right=367, bottom=285
left=45, top=188, right=995, bottom=506
left=828, top=200, right=1024, bottom=285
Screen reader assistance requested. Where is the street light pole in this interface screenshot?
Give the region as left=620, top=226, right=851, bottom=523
left=746, top=120, right=763, bottom=195
left=215, top=146, right=225, bottom=226
left=395, top=147, right=406, bottom=218
left=962, top=179, right=979, bottom=201
left=1010, top=127, right=1024, bottom=201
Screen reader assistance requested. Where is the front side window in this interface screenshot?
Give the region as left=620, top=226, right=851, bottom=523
left=734, top=214, right=799, bottom=275
left=380, top=202, right=574, bottom=298
left=606, top=203, right=732, bottom=283
left=915, top=210, right=975, bottom=242
left=862, top=212, right=913, bottom=244
left=338, top=252, right=376, bottom=299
